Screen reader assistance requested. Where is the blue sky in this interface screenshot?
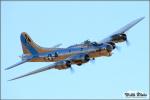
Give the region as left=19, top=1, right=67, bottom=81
left=1, top=1, right=149, bottom=99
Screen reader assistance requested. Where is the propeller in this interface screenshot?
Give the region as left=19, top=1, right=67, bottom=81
left=123, top=33, right=130, bottom=46
left=69, top=66, right=75, bottom=73
left=125, top=39, right=130, bottom=46
left=115, top=45, right=121, bottom=51
left=90, top=58, right=95, bottom=64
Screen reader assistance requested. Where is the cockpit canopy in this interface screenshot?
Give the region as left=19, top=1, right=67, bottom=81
left=83, top=40, right=91, bottom=45
left=83, top=40, right=99, bottom=47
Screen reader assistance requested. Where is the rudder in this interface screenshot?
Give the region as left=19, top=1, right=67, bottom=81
left=20, top=32, right=56, bottom=55
left=20, top=32, right=39, bottom=55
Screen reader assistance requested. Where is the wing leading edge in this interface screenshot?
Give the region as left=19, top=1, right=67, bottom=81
left=5, top=59, right=31, bottom=70
left=8, top=61, right=61, bottom=81
left=8, top=53, right=90, bottom=81
left=112, top=17, right=144, bottom=35
left=100, top=17, right=145, bottom=43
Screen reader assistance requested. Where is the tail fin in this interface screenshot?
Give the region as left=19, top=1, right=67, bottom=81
left=21, top=32, right=50, bottom=55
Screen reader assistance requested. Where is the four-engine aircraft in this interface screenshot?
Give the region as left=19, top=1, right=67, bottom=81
left=5, top=17, right=144, bottom=81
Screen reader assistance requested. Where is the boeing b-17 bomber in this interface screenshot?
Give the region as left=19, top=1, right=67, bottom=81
left=5, top=17, right=144, bottom=81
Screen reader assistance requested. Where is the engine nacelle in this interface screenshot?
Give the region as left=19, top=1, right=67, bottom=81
left=120, top=33, right=127, bottom=41
left=69, top=54, right=90, bottom=65
left=106, top=42, right=116, bottom=49
left=111, top=33, right=127, bottom=43
left=55, top=60, right=71, bottom=70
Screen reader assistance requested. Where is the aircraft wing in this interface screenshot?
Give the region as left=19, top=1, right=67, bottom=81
left=100, top=17, right=145, bottom=43
left=8, top=60, right=69, bottom=81
left=5, top=59, right=31, bottom=70
left=8, top=53, right=91, bottom=81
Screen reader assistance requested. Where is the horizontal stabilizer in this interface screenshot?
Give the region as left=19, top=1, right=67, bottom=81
left=51, top=43, right=62, bottom=48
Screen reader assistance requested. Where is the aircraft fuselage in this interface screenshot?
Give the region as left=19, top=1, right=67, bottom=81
left=29, top=45, right=112, bottom=62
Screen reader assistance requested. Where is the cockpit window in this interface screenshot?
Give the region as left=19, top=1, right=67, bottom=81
left=91, top=42, right=98, bottom=46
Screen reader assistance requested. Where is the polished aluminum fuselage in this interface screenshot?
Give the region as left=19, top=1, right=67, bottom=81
left=29, top=45, right=110, bottom=62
